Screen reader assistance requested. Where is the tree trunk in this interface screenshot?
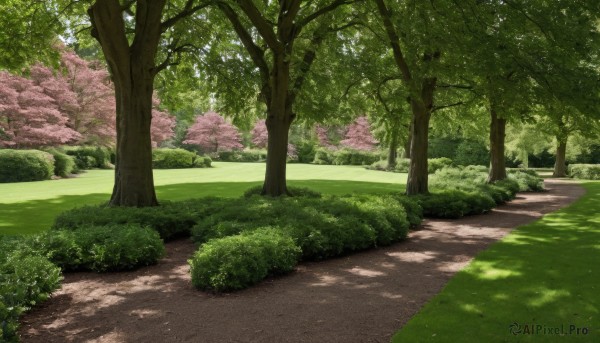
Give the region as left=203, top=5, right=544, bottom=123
left=406, top=78, right=436, bottom=195
left=553, top=139, right=568, bottom=177
left=387, top=130, right=398, bottom=168
left=487, top=106, right=507, bottom=183
left=402, top=123, right=412, bottom=159
left=261, top=52, right=294, bottom=196
left=89, top=0, right=165, bottom=207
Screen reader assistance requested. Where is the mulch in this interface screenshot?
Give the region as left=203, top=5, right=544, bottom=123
left=18, top=179, right=585, bottom=343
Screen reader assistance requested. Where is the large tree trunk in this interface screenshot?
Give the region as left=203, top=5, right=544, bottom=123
left=387, top=130, right=398, bottom=168
left=263, top=115, right=293, bottom=196
left=487, top=105, right=507, bottom=183
left=262, top=53, right=294, bottom=196
left=406, top=78, right=436, bottom=195
left=553, top=139, right=568, bottom=177
left=89, top=0, right=165, bottom=207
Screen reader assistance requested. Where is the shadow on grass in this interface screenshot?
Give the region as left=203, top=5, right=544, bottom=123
left=0, top=180, right=404, bottom=235
left=392, top=182, right=600, bottom=342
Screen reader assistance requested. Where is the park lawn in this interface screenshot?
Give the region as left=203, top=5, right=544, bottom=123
left=0, top=162, right=406, bottom=235
left=393, top=181, right=600, bottom=342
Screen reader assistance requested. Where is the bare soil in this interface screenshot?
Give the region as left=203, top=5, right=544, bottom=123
left=19, top=179, right=585, bottom=343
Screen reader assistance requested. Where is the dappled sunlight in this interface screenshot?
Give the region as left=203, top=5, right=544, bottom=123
left=346, top=267, right=386, bottom=278
left=387, top=251, right=438, bottom=263
left=526, top=288, right=571, bottom=308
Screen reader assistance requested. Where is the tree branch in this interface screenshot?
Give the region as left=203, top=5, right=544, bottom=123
left=235, top=0, right=280, bottom=50
left=161, top=0, right=210, bottom=32
left=374, top=0, right=413, bottom=84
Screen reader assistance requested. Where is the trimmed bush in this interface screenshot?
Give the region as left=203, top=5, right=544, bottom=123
left=64, top=146, right=112, bottom=170
left=388, top=194, right=424, bottom=228
left=191, top=194, right=411, bottom=261
left=367, top=160, right=390, bottom=171
left=296, top=141, right=317, bottom=163
left=568, top=164, right=600, bottom=180
left=218, top=149, right=267, bottom=162
left=194, top=155, right=212, bottom=168
left=189, top=228, right=300, bottom=292
left=45, top=148, right=75, bottom=177
left=52, top=199, right=224, bottom=240
left=26, top=225, right=165, bottom=272
left=313, top=148, right=335, bottom=165
left=454, top=140, right=489, bottom=166
left=153, top=148, right=197, bottom=169
left=1, top=237, right=62, bottom=342
left=0, top=149, right=54, bottom=183
left=394, top=158, right=411, bottom=173
left=333, top=149, right=381, bottom=166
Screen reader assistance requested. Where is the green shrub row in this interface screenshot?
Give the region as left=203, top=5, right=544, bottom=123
left=568, top=164, right=600, bottom=180
left=1, top=237, right=62, bottom=341
left=45, top=149, right=76, bottom=177
left=415, top=166, right=544, bottom=218
left=189, top=229, right=300, bottom=291
left=313, top=148, right=383, bottom=166
left=64, top=146, right=113, bottom=171
left=0, top=149, right=55, bottom=183
left=217, top=149, right=267, bottom=162
left=26, top=225, right=165, bottom=272
left=152, top=148, right=211, bottom=169
left=190, top=193, right=418, bottom=261
left=368, top=157, right=453, bottom=174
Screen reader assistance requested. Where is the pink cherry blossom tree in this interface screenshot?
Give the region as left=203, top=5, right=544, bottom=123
left=184, top=112, right=243, bottom=153
left=251, top=119, right=297, bottom=158
left=59, top=51, right=116, bottom=146
left=315, top=124, right=336, bottom=149
left=151, top=96, right=176, bottom=147
left=0, top=71, right=80, bottom=147
left=340, top=116, right=378, bottom=151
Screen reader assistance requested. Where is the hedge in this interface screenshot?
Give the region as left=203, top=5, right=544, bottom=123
left=64, top=146, right=112, bottom=170
left=568, top=164, right=600, bottom=180
left=152, top=148, right=210, bottom=169
left=45, top=148, right=75, bottom=177
left=0, top=149, right=54, bottom=183
left=313, top=148, right=382, bottom=166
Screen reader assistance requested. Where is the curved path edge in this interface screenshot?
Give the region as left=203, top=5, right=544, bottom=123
left=19, top=179, right=586, bottom=343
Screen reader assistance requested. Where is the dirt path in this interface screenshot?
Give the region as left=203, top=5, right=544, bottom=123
left=19, top=179, right=585, bottom=343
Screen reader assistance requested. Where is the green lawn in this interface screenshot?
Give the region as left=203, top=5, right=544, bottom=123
left=0, top=162, right=406, bottom=235
left=393, top=181, right=600, bottom=342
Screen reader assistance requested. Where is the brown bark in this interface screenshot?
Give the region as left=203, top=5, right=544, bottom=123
left=406, top=78, right=436, bottom=195
left=487, top=105, right=507, bottom=183
left=262, top=114, right=293, bottom=196
left=553, top=140, right=568, bottom=177
left=402, top=123, right=412, bottom=159
left=387, top=130, right=398, bottom=168
left=89, top=0, right=166, bottom=207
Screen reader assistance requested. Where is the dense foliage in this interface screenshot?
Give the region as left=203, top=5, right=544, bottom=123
left=152, top=148, right=211, bottom=169
left=0, top=149, right=54, bottom=183
left=568, top=164, right=600, bottom=180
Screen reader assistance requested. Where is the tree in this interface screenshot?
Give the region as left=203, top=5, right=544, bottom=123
left=83, top=0, right=210, bottom=206
left=0, top=71, right=80, bottom=147
left=315, top=124, right=335, bottom=149
left=215, top=0, right=356, bottom=196
left=151, top=97, right=176, bottom=148
left=60, top=50, right=116, bottom=146
left=184, top=112, right=243, bottom=153
left=340, top=116, right=377, bottom=151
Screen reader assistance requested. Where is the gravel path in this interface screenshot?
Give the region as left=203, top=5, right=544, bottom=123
left=19, top=179, right=585, bottom=343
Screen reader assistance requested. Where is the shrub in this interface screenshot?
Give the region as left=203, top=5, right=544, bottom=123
left=428, top=157, right=453, bottom=173
left=243, top=185, right=322, bottom=198
left=26, top=225, right=165, bottom=272
left=194, top=155, right=212, bottom=168
left=0, top=237, right=62, bottom=342
left=367, top=160, right=391, bottom=171
left=191, top=194, right=411, bottom=261
left=414, top=190, right=470, bottom=219
left=52, top=199, right=222, bottom=240
left=218, top=149, right=267, bottom=162
left=568, top=164, right=600, bottom=180
left=64, top=146, right=112, bottom=170
left=312, top=148, right=335, bottom=165
left=394, top=158, right=411, bottom=173
left=296, top=141, right=317, bottom=163
left=152, top=148, right=197, bottom=169
left=0, top=149, right=54, bottom=183
left=388, top=194, right=424, bottom=228
left=333, top=149, right=381, bottom=166
left=45, top=148, right=75, bottom=177
left=189, top=228, right=300, bottom=292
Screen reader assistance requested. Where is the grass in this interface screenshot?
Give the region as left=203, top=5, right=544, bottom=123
left=392, top=181, right=600, bottom=342
left=0, top=162, right=406, bottom=235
